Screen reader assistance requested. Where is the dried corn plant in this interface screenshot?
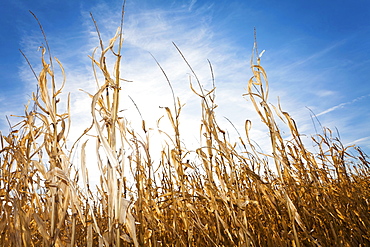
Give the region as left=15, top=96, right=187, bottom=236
left=1, top=7, right=369, bottom=247
left=0, top=11, right=89, bottom=246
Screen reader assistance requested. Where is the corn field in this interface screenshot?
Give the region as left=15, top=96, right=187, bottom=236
left=0, top=8, right=369, bottom=247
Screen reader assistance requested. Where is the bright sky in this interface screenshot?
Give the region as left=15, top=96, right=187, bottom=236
left=1, top=0, right=370, bottom=158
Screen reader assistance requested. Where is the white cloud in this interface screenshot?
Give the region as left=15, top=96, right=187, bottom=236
left=43, top=2, right=258, bottom=185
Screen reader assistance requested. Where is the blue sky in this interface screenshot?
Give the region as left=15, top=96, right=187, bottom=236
left=1, top=0, right=370, bottom=156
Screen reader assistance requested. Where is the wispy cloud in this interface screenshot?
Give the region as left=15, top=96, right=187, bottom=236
left=345, top=136, right=370, bottom=147
left=316, top=94, right=370, bottom=117
left=188, top=0, right=197, bottom=11
left=288, top=39, right=348, bottom=68
left=10, top=2, right=259, bottom=154
left=315, top=90, right=336, bottom=97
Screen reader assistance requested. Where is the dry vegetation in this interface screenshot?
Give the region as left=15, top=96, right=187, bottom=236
left=1, top=8, right=369, bottom=247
